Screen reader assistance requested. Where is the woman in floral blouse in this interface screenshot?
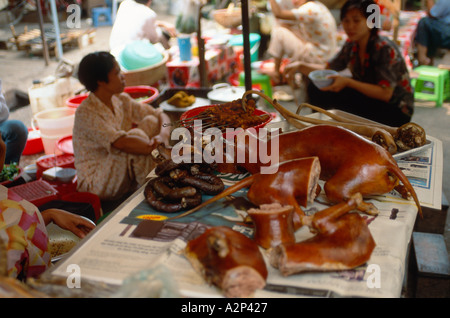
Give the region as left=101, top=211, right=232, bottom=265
left=0, top=134, right=94, bottom=280
left=285, top=0, right=414, bottom=127
left=74, top=52, right=171, bottom=201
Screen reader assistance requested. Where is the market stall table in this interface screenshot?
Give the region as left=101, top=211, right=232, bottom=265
left=47, top=119, right=443, bottom=298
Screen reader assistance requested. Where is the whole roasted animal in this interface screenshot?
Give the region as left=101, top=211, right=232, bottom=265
left=175, top=125, right=422, bottom=221
left=184, top=226, right=268, bottom=298
left=236, top=124, right=421, bottom=216
left=269, top=193, right=376, bottom=275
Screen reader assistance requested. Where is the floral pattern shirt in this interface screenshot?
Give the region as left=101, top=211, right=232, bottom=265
left=291, top=1, right=337, bottom=60
left=327, top=35, right=414, bottom=118
left=0, top=185, right=51, bottom=279
left=73, top=93, right=159, bottom=200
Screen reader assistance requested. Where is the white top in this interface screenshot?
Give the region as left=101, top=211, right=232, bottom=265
left=109, top=0, right=162, bottom=52
left=291, top=1, right=337, bottom=58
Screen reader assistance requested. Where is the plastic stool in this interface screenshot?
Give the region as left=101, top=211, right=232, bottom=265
left=239, top=71, right=273, bottom=99
left=411, top=65, right=450, bottom=107
left=91, top=7, right=113, bottom=27
left=9, top=180, right=59, bottom=207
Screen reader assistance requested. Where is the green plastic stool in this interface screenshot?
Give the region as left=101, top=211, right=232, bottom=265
left=239, top=71, right=273, bottom=99
left=411, top=65, right=450, bottom=107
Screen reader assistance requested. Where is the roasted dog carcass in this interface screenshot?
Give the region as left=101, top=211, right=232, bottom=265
left=221, top=124, right=422, bottom=217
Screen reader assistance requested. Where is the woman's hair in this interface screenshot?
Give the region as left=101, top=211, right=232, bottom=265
left=340, top=0, right=379, bottom=36
left=77, top=51, right=116, bottom=92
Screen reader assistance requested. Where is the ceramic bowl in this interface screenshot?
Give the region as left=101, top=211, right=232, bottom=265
left=308, top=69, right=338, bottom=88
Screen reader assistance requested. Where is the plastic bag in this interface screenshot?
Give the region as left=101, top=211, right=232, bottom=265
left=112, top=265, right=181, bottom=298
left=175, top=0, right=201, bottom=34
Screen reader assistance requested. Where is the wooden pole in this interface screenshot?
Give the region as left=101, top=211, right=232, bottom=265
left=36, top=0, right=50, bottom=65
left=197, top=3, right=207, bottom=87
left=241, top=0, right=252, bottom=92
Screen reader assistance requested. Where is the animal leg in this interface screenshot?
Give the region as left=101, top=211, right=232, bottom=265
left=323, top=172, right=380, bottom=216
left=305, top=193, right=363, bottom=233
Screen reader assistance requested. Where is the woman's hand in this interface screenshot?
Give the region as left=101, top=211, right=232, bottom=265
left=320, top=75, right=350, bottom=92
left=157, top=21, right=177, bottom=37
left=42, top=209, right=95, bottom=238
left=154, top=111, right=172, bottom=148
left=283, top=61, right=303, bottom=83
left=150, top=130, right=171, bottom=148
left=321, top=76, right=394, bottom=102
left=283, top=60, right=325, bottom=81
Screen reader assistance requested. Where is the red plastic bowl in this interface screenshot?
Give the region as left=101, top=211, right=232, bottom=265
left=56, top=135, right=73, bottom=155
left=36, top=153, right=75, bottom=180
left=66, top=86, right=159, bottom=109
left=179, top=104, right=273, bottom=138
left=23, top=128, right=44, bottom=155
left=66, top=93, right=89, bottom=108
left=124, top=86, right=159, bottom=104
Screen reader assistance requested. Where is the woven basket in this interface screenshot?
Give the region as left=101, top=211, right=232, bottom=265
left=213, top=8, right=242, bottom=29
left=122, top=51, right=169, bottom=86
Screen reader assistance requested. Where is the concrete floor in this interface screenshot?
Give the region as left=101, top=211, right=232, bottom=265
left=0, top=12, right=449, bottom=256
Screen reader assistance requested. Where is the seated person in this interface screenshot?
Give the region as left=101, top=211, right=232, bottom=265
left=109, top=0, right=177, bottom=52
left=266, top=0, right=337, bottom=84
left=74, top=51, right=171, bottom=201
left=414, top=0, right=450, bottom=66
left=0, top=136, right=95, bottom=280
left=284, top=0, right=414, bottom=127
left=0, top=79, right=28, bottom=165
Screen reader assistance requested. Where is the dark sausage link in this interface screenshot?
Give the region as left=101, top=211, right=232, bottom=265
left=190, top=163, right=216, bottom=175
left=179, top=192, right=202, bottom=208
left=169, top=168, right=190, bottom=180
left=155, top=159, right=185, bottom=176
left=169, top=167, right=224, bottom=195
left=181, top=170, right=225, bottom=195
left=153, top=176, right=197, bottom=200
left=144, top=179, right=202, bottom=213
left=144, top=181, right=183, bottom=213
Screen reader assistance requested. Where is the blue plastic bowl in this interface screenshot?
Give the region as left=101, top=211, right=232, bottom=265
left=119, top=41, right=164, bottom=71
left=308, top=69, right=338, bottom=88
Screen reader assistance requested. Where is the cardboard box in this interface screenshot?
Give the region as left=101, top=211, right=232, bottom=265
left=205, top=49, right=220, bottom=83
left=166, top=57, right=200, bottom=88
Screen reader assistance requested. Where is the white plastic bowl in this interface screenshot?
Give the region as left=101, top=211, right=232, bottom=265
left=55, top=168, right=76, bottom=183
left=308, top=69, right=338, bottom=88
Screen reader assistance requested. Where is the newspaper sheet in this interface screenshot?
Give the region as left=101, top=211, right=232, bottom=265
left=393, top=135, right=443, bottom=210
left=50, top=153, right=433, bottom=298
